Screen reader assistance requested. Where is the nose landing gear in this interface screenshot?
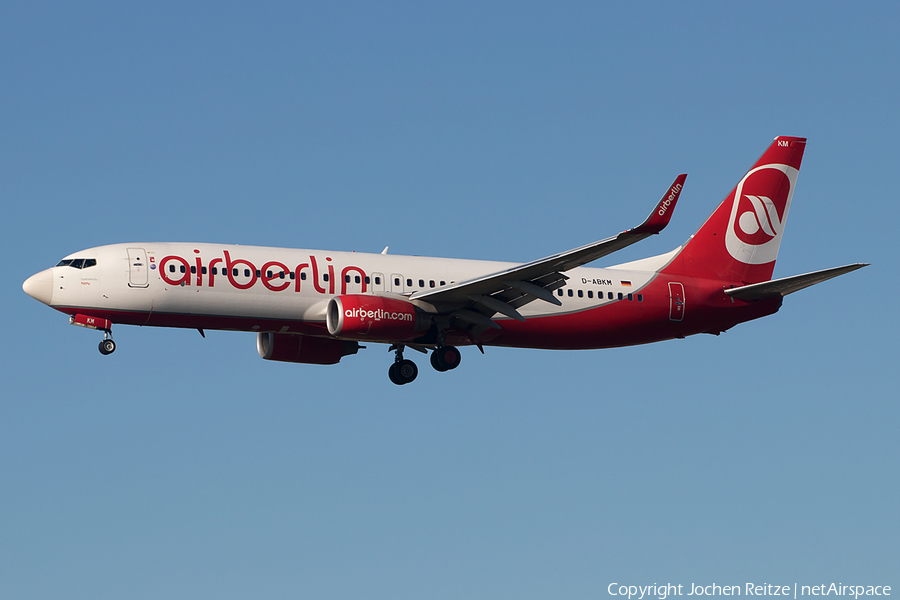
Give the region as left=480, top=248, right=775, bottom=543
left=69, top=314, right=117, bottom=355
left=98, top=330, right=116, bottom=355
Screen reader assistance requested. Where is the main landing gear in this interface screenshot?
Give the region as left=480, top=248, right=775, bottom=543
left=387, top=343, right=462, bottom=385
left=431, top=345, right=461, bottom=372
left=388, top=345, right=418, bottom=385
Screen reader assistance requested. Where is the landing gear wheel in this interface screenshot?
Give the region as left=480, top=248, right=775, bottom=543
left=431, top=350, right=448, bottom=372
left=98, top=339, right=116, bottom=355
left=431, top=345, right=461, bottom=372
left=388, top=363, right=402, bottom=385
left=389, top=359, right=418, bottom=385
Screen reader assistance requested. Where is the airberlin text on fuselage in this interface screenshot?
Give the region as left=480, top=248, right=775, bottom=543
left=158, top=251, right=367, bottom=295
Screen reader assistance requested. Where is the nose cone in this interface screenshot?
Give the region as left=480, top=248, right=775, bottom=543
left=23, top=269, right=54, bottom=305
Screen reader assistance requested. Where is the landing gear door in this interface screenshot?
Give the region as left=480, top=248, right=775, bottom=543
left=668, top=281, right=685, bottom=322
left=127, top=248, right=150, bottom=288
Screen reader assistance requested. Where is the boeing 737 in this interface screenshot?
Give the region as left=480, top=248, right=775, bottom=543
left=23, top=136, right=866, bottom=384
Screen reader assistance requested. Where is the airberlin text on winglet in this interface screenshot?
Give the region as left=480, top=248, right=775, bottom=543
left=607, top=583, right=891, bottom=600
left=658, top=182, right=683, bottom=217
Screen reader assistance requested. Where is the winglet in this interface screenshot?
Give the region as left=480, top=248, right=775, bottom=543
left=626, top=174, right=687, bottom=236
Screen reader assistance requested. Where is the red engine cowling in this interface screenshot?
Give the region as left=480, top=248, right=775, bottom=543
left=326, top=295, right=429, bottom=341
left=257, top=333, right=359, bottom=365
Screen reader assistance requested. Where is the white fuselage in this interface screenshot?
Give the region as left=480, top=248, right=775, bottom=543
left=50, top=242, right=656, bottom=325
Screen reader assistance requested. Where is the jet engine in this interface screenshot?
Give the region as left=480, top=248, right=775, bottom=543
left=326, top=295, right=429, bottom=341
left=257, top=333, right=359, bottom=365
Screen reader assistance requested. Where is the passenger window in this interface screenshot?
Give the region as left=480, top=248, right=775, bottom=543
left=355, top=275, right=361, bottom=284
left=577, top=290, right=583, bottom=298
left=567, top=289, right=573, bottom=297
left=345, top=275, right=351, bottom=283
left=418, top=279, right=424, bottom=287
left=289, top=272, right=295, bottom=280
left=394, top=278, right=400, bottom=286
left=608, top=292, right=614, bottom=300
left=407, top=279, right=412, bottom=287
left=440, top=281, right=445, bottom=286
left=233, top=268, right=239, bottom=276
left=323, top=274, right=329, bottom=282
left=557, top=289, right=564, bottom=296
left=201, top=266, right=207, bottom=275
left=180, top=265, right=186, bottom=273
left=190, top=266, right=196, bottom=274
left=374, top=276, right=381, bottom=285
left=255, top=269, right=260, bottom=278
left=628, top=293, right=633, bottom=301
left=588, top=290, right=593, bottom=298
left=169, top=265, right=176, bottom=273
left=300, top=272, right=306, bottom=280
left=637, top=294, right=643, bottom=302
left=268, top=271, right=274, bottom=278
left=429, top=280, right=435, bottom=288
left=245, top=269, right=251, bottom=277
left=618, top=292, right=623, bottom=300
left=365, top=276, right=371, bottom=284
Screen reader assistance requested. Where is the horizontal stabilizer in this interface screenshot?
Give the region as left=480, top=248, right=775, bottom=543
left=725, top=263, right=868, bottom=301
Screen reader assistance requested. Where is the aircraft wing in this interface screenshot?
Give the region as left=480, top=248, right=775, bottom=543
left=410, top=175, right=686, bottom=327
left=724, top=263, right=869, bottom=301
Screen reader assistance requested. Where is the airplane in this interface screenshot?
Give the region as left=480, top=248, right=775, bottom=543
left=23, top=136, right=867, bottom=385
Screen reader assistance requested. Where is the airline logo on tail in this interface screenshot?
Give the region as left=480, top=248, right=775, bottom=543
left=724, top=163, right=799, bottom=265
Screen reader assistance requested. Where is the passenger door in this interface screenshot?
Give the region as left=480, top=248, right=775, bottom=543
left=127, top=248, right=149, bottom=288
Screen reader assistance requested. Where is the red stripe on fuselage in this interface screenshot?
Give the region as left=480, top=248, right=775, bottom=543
left=53, top=305, right=330, bottom=337
left=55, top=274, right=781, bottom=350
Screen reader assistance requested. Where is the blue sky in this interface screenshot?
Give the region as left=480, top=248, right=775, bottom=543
left=1, top=2, right=897, bottom=598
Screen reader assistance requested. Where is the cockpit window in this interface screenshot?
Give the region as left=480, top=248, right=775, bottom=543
left=56, top=258, right=96, bottom=269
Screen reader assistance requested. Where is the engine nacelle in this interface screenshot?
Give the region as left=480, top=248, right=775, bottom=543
left=326, top=295, right=429, bottom=341
left=257, top=333, right=359, bottom=365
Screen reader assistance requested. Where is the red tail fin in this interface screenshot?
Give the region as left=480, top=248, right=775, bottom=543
left=663, top=136, right=807, bottom=284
